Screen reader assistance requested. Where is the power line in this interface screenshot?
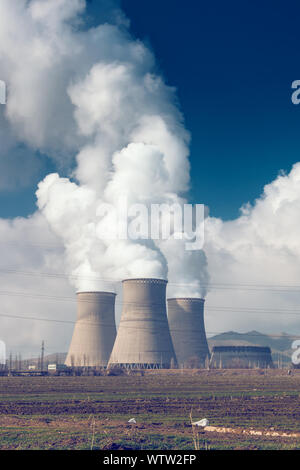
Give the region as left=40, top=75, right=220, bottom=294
left=0, top=242, right=63, bottom=249
left=0, top=312, right=75, bottom=324
left=206, top=306, right=300, bottom=315
left=2, top=267, right=300, bottom=293
left=0, top=312, right=299, bottom=340
left=1, top=289, right=300, bottom=315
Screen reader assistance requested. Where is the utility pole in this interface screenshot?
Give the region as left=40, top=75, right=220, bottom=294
left=41, top=341, right=45, bottom=372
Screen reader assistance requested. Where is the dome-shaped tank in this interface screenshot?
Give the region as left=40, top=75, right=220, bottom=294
left=209, top=346, right=274, bottom=369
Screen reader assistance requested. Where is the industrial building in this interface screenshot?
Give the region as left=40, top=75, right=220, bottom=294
left=209, top=345, right=274, bottom=369
left=65, top=291, right=117, bottom=367
left=167, top=297, right=210, bottom=368
left=108, top=278, right=177, bottom=369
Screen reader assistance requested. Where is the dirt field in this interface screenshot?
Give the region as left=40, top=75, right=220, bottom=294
left=0, top=369, right=299, bottom=450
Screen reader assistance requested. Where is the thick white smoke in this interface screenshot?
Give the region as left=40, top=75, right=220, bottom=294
left=0, top=213, right=75, bottom=357
left=204, top=163, right=300, bottom=334
left=10, top=0, right=207, bottom=294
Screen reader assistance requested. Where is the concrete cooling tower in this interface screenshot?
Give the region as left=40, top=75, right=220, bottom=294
left=65, top=292, right=117, bottom=367
left=167, top=298, right=210, bottom=368
left=108, top=278, right=177, bottom=369
left=209, top=346, right=274, bottom=369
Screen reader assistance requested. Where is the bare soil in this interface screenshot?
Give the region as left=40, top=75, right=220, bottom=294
left=0, top=369, right=299, bottom=450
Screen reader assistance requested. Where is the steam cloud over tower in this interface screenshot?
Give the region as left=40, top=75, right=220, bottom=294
left=65, top=292, right=117, bottom=367
left=108, top=279, right=177, bottom=369
left=167, top=298, right=210, bottom=368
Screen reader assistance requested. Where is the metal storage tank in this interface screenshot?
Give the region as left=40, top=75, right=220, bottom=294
left=65, top=291, right=116, bottom=367
left=209, top=346, right=274, bottom=369
left=108, top=278, right=177, bottom=369
left=167, top=298, right=210, bottom=368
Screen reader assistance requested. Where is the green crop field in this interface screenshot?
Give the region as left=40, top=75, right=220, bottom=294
left=0, top=369, right=299, bottom=450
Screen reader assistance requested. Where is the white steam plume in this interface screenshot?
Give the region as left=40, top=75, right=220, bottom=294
left=204, top=163, right=300, bottom=334
left=0, top=0, right=209, bottom=294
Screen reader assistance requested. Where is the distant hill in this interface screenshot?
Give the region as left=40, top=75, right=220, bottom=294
left=44, top=352, right=67, bottom=364
left=25, top=352, right=67, bottom=366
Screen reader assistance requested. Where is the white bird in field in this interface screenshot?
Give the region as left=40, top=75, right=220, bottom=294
left=128, top=418, right=136, bottom=424
left=192, top=418, right=209, bottom=427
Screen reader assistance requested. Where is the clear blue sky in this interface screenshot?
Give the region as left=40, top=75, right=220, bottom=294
left=2, top=0, right=300, bottom=220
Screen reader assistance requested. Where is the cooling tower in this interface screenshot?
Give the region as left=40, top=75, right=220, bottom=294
left=108, top=278, right=177, bottom=369
left=65, top=291, right=117, bottom=367
left=209, top=346, right=274, bottom=369
left=167, top=298, right=210, bottom=368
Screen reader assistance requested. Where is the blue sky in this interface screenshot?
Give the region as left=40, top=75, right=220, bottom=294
left=1, top=0, right=300, bottom=220
left=119, top=0, right=300, bottom=219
